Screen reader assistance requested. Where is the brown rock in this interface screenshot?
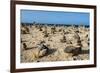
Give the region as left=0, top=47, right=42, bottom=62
left=64, top=46, right=81, bottom=56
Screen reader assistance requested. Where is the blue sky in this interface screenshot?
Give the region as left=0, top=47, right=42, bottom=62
left=21, top=10, right=90, bottom=25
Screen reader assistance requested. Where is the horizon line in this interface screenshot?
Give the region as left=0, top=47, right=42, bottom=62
left=21, top=22, right=89, bottom=26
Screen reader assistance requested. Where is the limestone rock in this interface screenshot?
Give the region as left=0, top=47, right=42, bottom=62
left=21, top=25, right=30, bottom=34
left=21, top=46, right=48, bottom=62
left=64, top=46, right=81, bottom=56
left=21, top=34, right=32, bottom=42
left=37, top=44, right=49, bottom=57
left=65, top=32, right=81, bottom=46
left=21, top=24, right=90, bottom=62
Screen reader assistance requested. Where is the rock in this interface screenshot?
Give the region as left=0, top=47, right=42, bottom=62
left=22, top=39, right=40, bottom=50
left=60, top=35, right=66, bottom=43
left=21, top=24, right=90, bottom=62
left=64, top=46, right=81, bottom=56
left=21, top=45, right=49, bottom=62
left=21, top=49, right=38, bottom=62
left=23, top=43, right=27, bottom=49
left=21, top=26, right=30, bottom=34
left=72, top=56, right=82, bottom=60
left=39, top=49, right=48, bottom=57
left=65, top=32, right=81, bottom=46
left=37, top=44, right=49, bottom=57
left=81, top=41, right=89, bottom=50
left=78, top=54, right=89, bottom=60
left=64, top=32, right=82, bottom=56
left=23, top=41, right=36, bottom=50
left=64, top=46, right=74, bottom=53
left=21, top=34, right=32, bottom=42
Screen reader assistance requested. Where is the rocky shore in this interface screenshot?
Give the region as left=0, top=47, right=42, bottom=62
left=21, top=23, right=90, bottom=63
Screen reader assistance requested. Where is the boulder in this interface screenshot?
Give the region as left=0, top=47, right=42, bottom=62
left=21, top=44, right=49, bottom=62
left=23, top=41, right=36, bottom=50
left=64, top=46, right=81, bottom=56
left=37, top=44, right=49, bottom=57
left=65, top=32, right=82, bottom=48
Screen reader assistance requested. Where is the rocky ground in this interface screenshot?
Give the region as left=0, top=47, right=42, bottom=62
left=21, top=23, right=90, bottom=63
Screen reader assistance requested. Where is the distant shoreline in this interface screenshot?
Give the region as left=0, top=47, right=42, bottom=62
left=21, top=22, right=90, bottom=28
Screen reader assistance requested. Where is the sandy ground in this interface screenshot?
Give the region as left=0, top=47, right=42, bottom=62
left=21, top=23, right=90, bottom=63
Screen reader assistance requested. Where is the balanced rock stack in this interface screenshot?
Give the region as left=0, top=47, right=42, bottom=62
left=21, top=43, right=49, bottom=62
left=21, top=25, right=49, bottom=62
left=64, top=31, right=82, bottom=56
left=21, top=24, right=89, bottom=62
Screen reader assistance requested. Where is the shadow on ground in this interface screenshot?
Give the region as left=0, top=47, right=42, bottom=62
left=80, top=49, right=89, bottom=54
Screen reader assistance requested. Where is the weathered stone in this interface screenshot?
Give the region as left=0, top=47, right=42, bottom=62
left=21, top=46, right=49, bottom=62
left=21, top=26, right=30, bottom=34
left=37, top=44, right=49, bottom=57
left=21, top=34, right=32, bottom=42
left=21, top=24, right=89, bottom=62
left=64, top=46, right=81, bottom=56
